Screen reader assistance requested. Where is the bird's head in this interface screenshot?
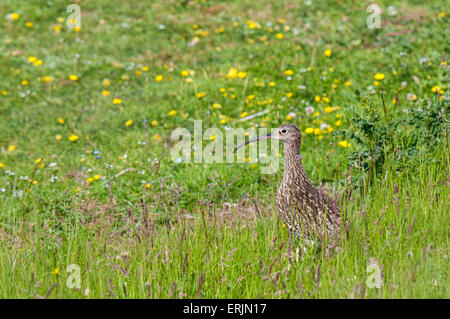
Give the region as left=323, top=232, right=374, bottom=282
left=234, top=123, right=302, bottom=152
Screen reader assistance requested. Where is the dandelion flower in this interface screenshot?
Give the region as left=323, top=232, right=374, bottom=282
left=168, top=110, right=177, bottom=116
left=69, top=75, right=78, bottom=81
left=125, top=119, right=133, bottom=127
left=94, top=174, right=101, bottom=181
left=275, top=33, right=284, bottom=39
left=43, top=76, right=52, bottom=83
left=345, top=81, right=351, bottom=86
left=374, top=73, right=385, bottom=80
left=7, top=13, right=20, bottom=21
left=8, top=145, right=16, bottom=152
left=113, top=98, right=122, bottom=104
left=0, top=163, right=5, bottom=168
left=237, top=71, right=247, bottom=78
left=338, top=141, right=351, bottom=148
left=225, top=67, right=238, bottom=79
left=68, top=134, right=79, bottom=142
left=102, top=90, right=110, bottom=96
left=324, top=49, right=332, bottom=57
left=56, top=135, right=62, bottom=141
left=145, top=183, right=151, bottom=189
left=58, top=118, right=64, bottom=125
left=284, top=69, right=294, bottom=76
left=196, top=92, right=206, bottom=99
left=28, top=56, right=37, bottom=63
left=305, top=128, right=314, bottom=134
left=53, top=268, right=59, bottom=275
left=155, top=75, right=163, bottom=82
left=151, top=120, right=159, bottom=126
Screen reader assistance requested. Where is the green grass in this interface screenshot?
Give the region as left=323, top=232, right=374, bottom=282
left=0, top=0, right=448, bottom=298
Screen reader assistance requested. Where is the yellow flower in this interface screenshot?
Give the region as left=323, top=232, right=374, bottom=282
left=135, top=70, right=142, bottom=76
left=35, top=158, right=42, bottom=164
left=197, top=92, right=206, bottom=98
left=431, top=85, right=443, bottom=94
left=181, top=70, right=189, bottom=77
left=58, top=118, right=64, bottom=125
left=113, top=98, right=122, bottom=104
left=94, top=174, right=101, bottom=181
left=168, top=110, right=177, bottom=116
left=56, top=135, right=62, bottom=141
left=305, top=128, right=314, bottom=134
left=313, top=128, right=321, bottom=135
left=275, top=33, right=284, bottom=39
left=142, top=66, right=149, bottom=72
left=284, top=69, right=294, bottom=76
left=322, top=96, right=330, bottom=103
left=28, top=56, right=37, bottom=63
left=212, top=103, right=222, bottom=109
left=438, top=11, right=446, bottom=18
left=145, top=183, right=151, bottom=189
left=225, top=67, right=238, bottom=79
left=34, top=59, right=42, bottom=66
left=153, top=134, right=161, bottom=140
left=0, top=163, right=5, bottom=168
left=102, top=90, right=110, bottom=96
left=86, top=177, right=93, bottom=183
left=43, top=76, right=52, bottom=83
left=155, top=75, right=163, bottom=82
left=269, top=81, right=276, bottom=87
left=21, top=80, right=29, bottom=86
left=53, top=268, right=59, bottom=275
left=286, top=92, right=293, bottom=98
left=8, top=145, right=16, bottom=152
left=125, top=119, right=133, bottom=127
left=374, top=81, right=380, bottom=86
left=210, top=135, right=216, bottom=141
left=103, top=79, right=111, bottom=86
left=240, top=112, right=248, bottom=118
left=324, top=49, right=332, bottom=57
left=68, top=134, right=79, bottom=142
left=237, top=71, right=247, bottom=79
left=285, top=114, right=293, bottom=120
left=69, top=75, right=78, bottom=81
left=338, top=141, right=351, bottom=148
left=151, top=120, right=159, bottom=126
left=374, top=73, right=385, bottom=80
left=53, top=25, right=62, bottom=33
left=8, top=13, right=20, bottom=21
left=25, top=21, right=33, bottom=27
left=335, top=120, right=342, bottom=126
left=345, top=81, right=351, bottom=86
left=314, top=96, right=321, bottom=102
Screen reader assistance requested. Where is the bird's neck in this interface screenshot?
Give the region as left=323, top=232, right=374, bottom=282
left=282, top=141, right=310, bottom=185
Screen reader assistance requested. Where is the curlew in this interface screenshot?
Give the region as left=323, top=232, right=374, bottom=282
left=235, top=123, right=342, bottom=244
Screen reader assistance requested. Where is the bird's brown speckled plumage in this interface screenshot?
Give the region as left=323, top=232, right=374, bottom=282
left=235, top=123, right=341, bottom=243
left=275, top=124, right=341, bottom=242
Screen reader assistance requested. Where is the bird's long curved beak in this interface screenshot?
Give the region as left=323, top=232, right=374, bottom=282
left=233, top=133, right=272, bottom=153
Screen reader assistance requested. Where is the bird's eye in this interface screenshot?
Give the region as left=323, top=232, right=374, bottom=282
left=281, top=129, right=287, bottom=134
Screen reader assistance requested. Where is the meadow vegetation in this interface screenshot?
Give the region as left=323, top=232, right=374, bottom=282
left=0, top=0, right=448, bottom=298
